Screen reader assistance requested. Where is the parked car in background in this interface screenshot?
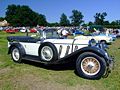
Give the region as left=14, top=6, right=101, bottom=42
left=5, top=28, right=18, bottom=34
left=29, top=28, right=37, bottom=33
left=0, top=27, right=3, bottom=31
left=100, top=33, right=116, bottom=41
left=20, top=27, right=27, bottom=33
left=116, top=29, right=120, bottom=38
left=73, top=29, right=84, bottom=36
left=7, top=29, right=114, bottom=79
left=75, top=33, right=114, bottom=44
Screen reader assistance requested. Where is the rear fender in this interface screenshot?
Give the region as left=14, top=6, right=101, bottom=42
left=8, top=43, right=26, bottom=56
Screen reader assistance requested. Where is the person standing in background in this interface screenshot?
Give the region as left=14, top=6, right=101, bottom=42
left=62, top=29, right=69, bottom=39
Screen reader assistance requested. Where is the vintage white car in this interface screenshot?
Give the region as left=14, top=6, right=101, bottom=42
left=7, top=29, right=114, bottom=79
left=75, top=33, right=114, bottom=44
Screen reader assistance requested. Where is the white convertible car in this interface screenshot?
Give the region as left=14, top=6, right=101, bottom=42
left=75, top=33, right=114, bottom=44
left=7, top=29, right=114, bottom=79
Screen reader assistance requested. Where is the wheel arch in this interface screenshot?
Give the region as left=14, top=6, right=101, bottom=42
left=38, top=42, right=59, bottom=62
left=8, top=43, right=26, bottom=57
left=71, top=46, right=108, bottom=63
left=100, top=40, right=107, bottom=43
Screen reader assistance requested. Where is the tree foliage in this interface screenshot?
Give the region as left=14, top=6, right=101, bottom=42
left=88, top=21, right=94, bottom=26
left=70, top=10, right=84, bottom=26
left=103, top=21, right=110, bottom=25
left=0, top=17, right=5, bottom=21
left=3, top=4, right=120, bottom=28
left=47, top=22, right=59, bottom=27
left=94, top=12, right=107, bottom=25
left=59, top=13, right=70, bottom=26
left=5, top=4, right=47, bottom=26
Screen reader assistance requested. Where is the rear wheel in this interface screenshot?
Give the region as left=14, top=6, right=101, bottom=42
left=76, top=52, right=106, bottom=79
left=11, top=47, right=22, bottom=63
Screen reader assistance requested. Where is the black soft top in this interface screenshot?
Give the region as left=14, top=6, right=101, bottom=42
left=7, top=36, right=38, bottom=43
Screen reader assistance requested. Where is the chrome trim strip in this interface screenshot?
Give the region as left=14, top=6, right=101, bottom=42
left=53, top=43, right=88, bottom=45
left=58, top=45, right=62, bottom=58
left=65, top=46, right=70, bottom=56
left=74, top=45, right=78, bottom=51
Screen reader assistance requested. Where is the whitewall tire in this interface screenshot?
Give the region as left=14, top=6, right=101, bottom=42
left=39, top=42, right=58, bottom=63
left=11, top=47, right=22, bottom=63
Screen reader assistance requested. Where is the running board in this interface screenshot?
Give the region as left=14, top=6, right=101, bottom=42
left=22, top=55, right=53, bottom=64
left=22, top=55, right=42, bottom=63
left=22, top=54, right=74, bottom=65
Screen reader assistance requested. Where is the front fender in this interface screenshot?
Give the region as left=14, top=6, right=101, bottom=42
left=57, top=46, right=110, bottom=64
left=74, top=46, right=110, bottom=63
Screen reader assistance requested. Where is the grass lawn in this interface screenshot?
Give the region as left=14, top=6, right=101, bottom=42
left=0, top=31, right=120, bottom=90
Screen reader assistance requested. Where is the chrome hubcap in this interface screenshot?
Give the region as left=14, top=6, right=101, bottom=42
left=41, top=46, right=53, bottom=61
left=81, top=57, right=100, bottom=76
left=12, top=48, right=20, bottom=61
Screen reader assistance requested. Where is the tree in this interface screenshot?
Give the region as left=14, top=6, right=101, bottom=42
left=37, top=14, right=47, bottom=26
left=104, top=21, right=110, bottom=25
left=70, top=10, right=84, bottom=26
left=5, top=4, right=47, bottom=26
left=88, top=21, right=94, bottom=26
left=115, top=20, right=120, bottom=25
left=48, top=22, right=59, bottom=27
left=94, top=12, right=107, bottom=25
left=0, top=17, right=5, bottom=21
left=59, top=13, right=70, bottom=26
left=111, top=21, right=117, bottom=25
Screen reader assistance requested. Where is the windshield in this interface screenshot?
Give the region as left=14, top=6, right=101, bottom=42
left=28, top=29, right=60, bottom=39
left=38, top=29, right=60, bottom=39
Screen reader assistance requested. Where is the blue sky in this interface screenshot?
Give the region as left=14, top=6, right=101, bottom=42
left=0, top=0, right=120, bottom=23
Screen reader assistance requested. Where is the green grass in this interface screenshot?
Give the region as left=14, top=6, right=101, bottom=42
left=0, top=31, right=120, bottom=90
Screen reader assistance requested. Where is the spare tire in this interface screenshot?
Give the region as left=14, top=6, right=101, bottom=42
left=39, top=42, right=58, bottom=62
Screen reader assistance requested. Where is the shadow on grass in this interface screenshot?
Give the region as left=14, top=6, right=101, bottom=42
left=22, top=59, right=100, bottom=80
left=22, top=59, right=76, bottom=71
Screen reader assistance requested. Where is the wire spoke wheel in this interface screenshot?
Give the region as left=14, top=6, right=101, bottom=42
left=81, top=57, right=100, bottom=76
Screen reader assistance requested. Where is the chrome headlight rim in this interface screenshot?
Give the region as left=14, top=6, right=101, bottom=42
left=89, top=39, right=97, bottom=46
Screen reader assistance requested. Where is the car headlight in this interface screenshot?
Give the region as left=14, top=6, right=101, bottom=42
left=99, top=43, right=108, bottom=50
left=89, top=39, right=96, bottom=46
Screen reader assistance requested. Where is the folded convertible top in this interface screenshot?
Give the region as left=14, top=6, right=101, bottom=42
left=7, top=36, right=38, bottom=43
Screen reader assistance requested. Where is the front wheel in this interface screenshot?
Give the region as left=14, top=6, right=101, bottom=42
left=11, top=47, right=22, bottom=63
left=76, top=52, right=106, bottom=79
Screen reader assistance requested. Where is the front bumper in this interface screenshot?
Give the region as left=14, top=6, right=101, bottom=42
left=103, top=55, right=114, bottom=78
left=108, top=56, right=114, bottom=71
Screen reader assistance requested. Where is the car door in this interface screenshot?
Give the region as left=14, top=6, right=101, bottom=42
left=20, top=42, right=40, bottom=56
